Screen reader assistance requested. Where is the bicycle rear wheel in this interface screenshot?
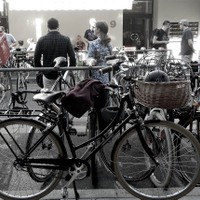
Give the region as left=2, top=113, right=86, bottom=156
left=0, top=71, right=13, bottom=110
left=62, top=70, right=76, bottom=92
left=179, top=112, right=200, bottom=182
left=112, top=120, right=200, bottom=200
left=0, top=118, right=66, bottom=200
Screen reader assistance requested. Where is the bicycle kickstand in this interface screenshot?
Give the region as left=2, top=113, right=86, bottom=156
left=73, top=181, right=80, bottom=200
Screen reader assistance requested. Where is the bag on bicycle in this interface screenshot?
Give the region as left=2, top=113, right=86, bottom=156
left=36, top=71, right=44, bottom=88
left=61, top=78, right=106, bottom=118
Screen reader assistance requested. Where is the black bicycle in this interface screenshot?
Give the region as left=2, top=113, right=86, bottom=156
left=0, top=78, right=199, bottom=200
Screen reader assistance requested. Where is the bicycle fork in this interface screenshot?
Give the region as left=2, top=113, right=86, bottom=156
left=136, top=124, right=159, bottom=169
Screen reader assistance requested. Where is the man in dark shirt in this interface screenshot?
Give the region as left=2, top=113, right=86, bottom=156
left=179, top=19, right=194, bottom=63
left=152, top=20, right=171, bottom=49
left=84, top=18, right=97, bottom=49
left=34, top=17, right=76, bottom=90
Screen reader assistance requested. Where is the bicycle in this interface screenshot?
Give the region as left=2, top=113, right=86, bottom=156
left=48, top=57, right=76, bottom=92
left=0, top=76, right=199, bottom=200
left=138, top=65, right=198, bottom=185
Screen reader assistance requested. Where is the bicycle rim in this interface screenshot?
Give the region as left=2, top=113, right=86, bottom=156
left=180, top=113, right=200, bottom=182
left=113, top=121, right=200, bottom=200
left=0, top=118, right=65, bottom=200
left=146, top=109, right=173, bottom=187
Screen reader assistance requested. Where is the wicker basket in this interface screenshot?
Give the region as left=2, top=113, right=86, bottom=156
left=133, top=80, right=192, bottom=109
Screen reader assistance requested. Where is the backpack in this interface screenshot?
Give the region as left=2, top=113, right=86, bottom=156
left=149, top=28, right=160, bottom=48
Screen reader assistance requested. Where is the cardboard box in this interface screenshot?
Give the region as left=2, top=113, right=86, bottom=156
left=0, top=34, right=10, bottom=66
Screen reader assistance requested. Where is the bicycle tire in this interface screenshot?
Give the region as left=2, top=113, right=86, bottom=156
left=112, top=120, right=200, bottom=200
left=62, top=70, right=76, bottom=92
left=0, top=118, right=66, bottom=200
left=98, top=114, right=131, bottom=175
left=178, top=112, right=200, bottom=182
left=62, top=70, right=76, bottom=123
left=0, top=71, right=13, bottom=110
left=26, top=124, right=55, bottom=182
left=146, top=109, right=173, bottom=187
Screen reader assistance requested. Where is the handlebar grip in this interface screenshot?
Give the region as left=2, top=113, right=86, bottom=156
left=105, top=55, right=116, bottom=61
left=99, top=66, right=113, bottom=74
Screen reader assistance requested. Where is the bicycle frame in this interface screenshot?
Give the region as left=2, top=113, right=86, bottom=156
left=50, top=70, right=75, bottom=91
left=6, top=92, right=157, bottom=173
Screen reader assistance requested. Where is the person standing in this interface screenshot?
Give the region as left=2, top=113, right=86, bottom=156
left=74, top=35, right=86, bottom=51
left=26, top=38, right=36, bottom=62
left=34, top=17, right=76, bottom=90
left=27, top=38, right=36, bottom=52
left=0, top=26, right=17, bottom=49
left=179, top=19, right=194, bottom=63
left=84, top=18, right=97, bottom=49
left=152, top=20, right=171, bottom=49
left=87, top=20, right=112, bottom=84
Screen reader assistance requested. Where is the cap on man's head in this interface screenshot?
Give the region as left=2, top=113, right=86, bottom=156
left=179, top=19, right=189, bottom=26
left=48, top=18, right=59, bottom=30
left=163, top=20, right=170, bottom=25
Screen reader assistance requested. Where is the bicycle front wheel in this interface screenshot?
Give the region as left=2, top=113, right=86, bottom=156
left=0, top=118, right=66, bottom=200
left=179, top=112, right=200, bottom=182
left=112, top=120, right=200, bottom=200
left=146, top=109, right=173, bottom=187
left=62, top=70, right=76, bottom=92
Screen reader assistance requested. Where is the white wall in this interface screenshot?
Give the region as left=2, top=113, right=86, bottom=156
left=8, top=0, right=200, bottom=60
left=154, top=0, right=200, bottom=60
left=8, top=10, right=123, bottom=48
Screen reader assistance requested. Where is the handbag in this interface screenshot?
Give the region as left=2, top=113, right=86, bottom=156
left=36, top=71, right=44, bottom=88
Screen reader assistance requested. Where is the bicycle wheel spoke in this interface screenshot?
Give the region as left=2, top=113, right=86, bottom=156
left=0, top=119, right=64, bottom=200
left=113, top=121, right=200, bottom=200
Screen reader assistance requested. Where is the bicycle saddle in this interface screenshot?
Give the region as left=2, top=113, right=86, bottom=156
left=53, top=57, right=67, bottom=68
left=33, top=91, right=64, bottom=104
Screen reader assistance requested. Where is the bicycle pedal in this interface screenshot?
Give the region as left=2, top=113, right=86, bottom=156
left=69, top=128, right=77, bottom=135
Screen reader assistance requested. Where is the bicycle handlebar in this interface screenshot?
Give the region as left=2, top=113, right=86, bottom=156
left=99, top=62, right=122, bottom=75
left=105, top=55, right=117, bottom=61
